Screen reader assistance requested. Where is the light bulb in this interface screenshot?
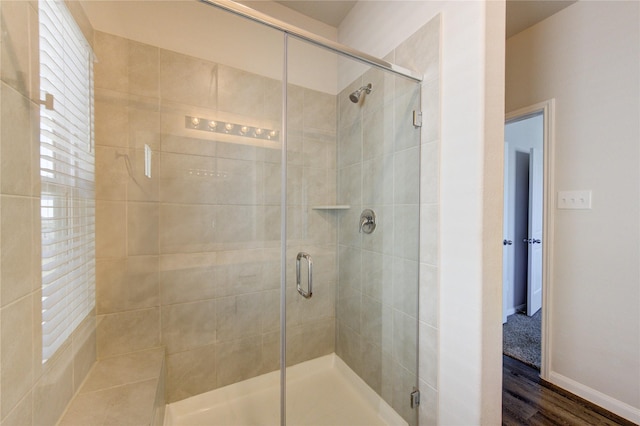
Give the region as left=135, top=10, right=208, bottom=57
left=255, top=128, right=263, bottom=135
left=208, top=120, right=217, bottom=129
left=224, top=123, right=234, bottom=132
left=191, top=117, right=200, bottom=126
left=240, top=126, right=248, bottom=135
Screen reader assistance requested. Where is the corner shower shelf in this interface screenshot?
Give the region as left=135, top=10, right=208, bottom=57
left=311, top=205, right=351, bottom=210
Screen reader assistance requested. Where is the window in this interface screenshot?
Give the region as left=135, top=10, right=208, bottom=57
left=39, top=0, right=95, bottom=363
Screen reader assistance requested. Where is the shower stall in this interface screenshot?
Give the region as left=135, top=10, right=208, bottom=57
left=87, top=0, right=423, bottom=424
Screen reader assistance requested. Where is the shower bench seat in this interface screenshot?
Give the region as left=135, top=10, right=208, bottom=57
left=57, top=347, right=166, bottom=426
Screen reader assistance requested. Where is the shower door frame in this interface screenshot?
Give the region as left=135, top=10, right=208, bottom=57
left=198, top=2, right=423, bottom=424
left=198, top=0, right=422, bottom=82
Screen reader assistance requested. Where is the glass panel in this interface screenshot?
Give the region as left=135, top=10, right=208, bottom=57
left=88, top=1, right=421, bottom=423
left=284, top=35, right=341, bottom=383
left=286, top=37, right=421, bottom=426
left=88, top=0, right=284, bottom=420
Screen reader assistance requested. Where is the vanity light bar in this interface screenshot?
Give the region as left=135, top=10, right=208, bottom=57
left=185, top=115, right=279, bottom=141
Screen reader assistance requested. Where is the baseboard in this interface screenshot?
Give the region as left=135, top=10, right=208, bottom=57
left=548, top=371, right=640, bottom=424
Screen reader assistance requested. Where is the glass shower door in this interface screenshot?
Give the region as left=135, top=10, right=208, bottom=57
left=282, top=36, right=340, bottom=423
left=91, top=0, right=424, bottom=423
left=285, top=37, right=421, bottom=426
left=147, top=2, right=287, bottom=415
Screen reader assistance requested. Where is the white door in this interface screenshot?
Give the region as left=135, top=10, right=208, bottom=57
left=502, top=142, right=512, bottom=324
left=526, top=147, right=543, bottom=316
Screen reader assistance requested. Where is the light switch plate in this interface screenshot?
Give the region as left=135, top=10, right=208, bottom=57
left=557, top=190, right=592, bottom=209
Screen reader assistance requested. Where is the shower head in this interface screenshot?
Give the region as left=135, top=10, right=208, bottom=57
left=349, top=83, right=372, bottom=103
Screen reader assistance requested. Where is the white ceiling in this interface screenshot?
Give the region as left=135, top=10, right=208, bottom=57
left=274, top=0, right=576, bottom=37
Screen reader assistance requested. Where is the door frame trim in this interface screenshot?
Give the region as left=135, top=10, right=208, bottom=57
left=505, top=99, right=555, bottom=380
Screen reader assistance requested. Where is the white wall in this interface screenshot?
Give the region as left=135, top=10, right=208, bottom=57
left=80, top=0, right=338, bottom=94
left=507, top=1, right=640, bottom=422
left=340, top=2, right=505, bottom=424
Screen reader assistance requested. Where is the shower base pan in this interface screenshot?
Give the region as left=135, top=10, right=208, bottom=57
left=165, top=353, right=407, bottom=426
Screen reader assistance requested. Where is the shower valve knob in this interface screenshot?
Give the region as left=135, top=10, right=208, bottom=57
left=359, top=209, right=376, bottom=234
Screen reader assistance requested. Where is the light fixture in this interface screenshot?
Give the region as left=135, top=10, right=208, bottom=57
left=185, top=115, right=279, bottom=142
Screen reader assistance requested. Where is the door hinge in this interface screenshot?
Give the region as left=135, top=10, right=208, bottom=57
left=410, top=388, right=421, bottom=408
left=413, top=110, right=423, bottom=128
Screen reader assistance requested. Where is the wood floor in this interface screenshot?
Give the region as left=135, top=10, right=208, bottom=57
left=502, top=355, right=638, bottom=426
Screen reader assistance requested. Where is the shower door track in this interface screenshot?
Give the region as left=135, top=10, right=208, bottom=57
left=199, top=0, right=423, bottom=82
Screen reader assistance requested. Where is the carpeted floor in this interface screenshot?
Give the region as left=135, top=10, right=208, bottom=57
left=503, top=309, right=541, bottom=370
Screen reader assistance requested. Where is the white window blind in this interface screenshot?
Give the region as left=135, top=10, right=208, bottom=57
left=39, top=0, right=95, bottom=363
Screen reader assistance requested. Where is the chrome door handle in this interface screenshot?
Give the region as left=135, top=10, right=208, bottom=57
left=523, top=238, right=541, bottom=244
left=296, top=252, right=313, bottom=299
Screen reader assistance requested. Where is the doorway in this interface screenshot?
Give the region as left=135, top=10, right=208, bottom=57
left=502, top=111, right=544, bottom=369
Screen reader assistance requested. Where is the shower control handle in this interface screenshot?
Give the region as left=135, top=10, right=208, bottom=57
left=359, top=209, right=376, bottom=234
left=296, top=252, right=313, bottom=299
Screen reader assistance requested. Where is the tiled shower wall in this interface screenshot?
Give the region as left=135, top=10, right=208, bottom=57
left=93, top=31, right=338, bottom=403
left=335, top=16, right=440, bottom=426
left=0, top=2, right=97, bottom=425
left=336, top=69, right=421, bottom=425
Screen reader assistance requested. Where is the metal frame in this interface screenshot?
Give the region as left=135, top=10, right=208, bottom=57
left=279, top=33, right=288, bottom=426
left=199, top=0, right=423, bottom=82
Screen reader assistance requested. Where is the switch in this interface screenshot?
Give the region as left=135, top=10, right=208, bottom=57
left=557, top=190, right=592, bottom=209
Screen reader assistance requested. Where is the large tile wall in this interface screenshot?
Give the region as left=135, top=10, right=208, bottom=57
left=0, top=1, right=97, bottom=425
left=93, top=31, right=337, bottom=403
left=334, top=16, right=440, bottom=426
left=93, top=30, right=163, bottom=360
left=283, top=84, right=338, bottom=368
left=335, top=69, right=420, bottom=425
